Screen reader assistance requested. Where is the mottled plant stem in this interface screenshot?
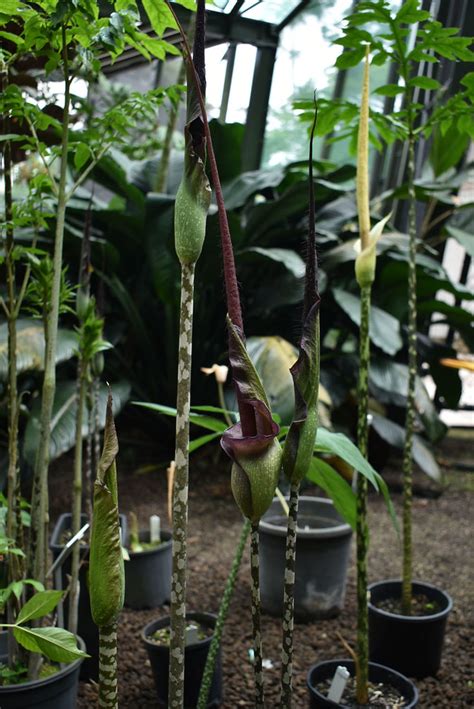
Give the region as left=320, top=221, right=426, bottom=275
left=401, top=135, right=417, bottom=616
left=68, top=361, right=87, bottom=634
left=98, top=621, right=119, bottom=709
left=356, top=283, right=371, bottom=705
left=250, top=523, right=265, bottom=709
left=85, top=381, right=94, bottom=523
left=197, top=518, right=251, bottom=709
left=29, top=24, right=71, bottom=587
left=169, top=262, right=195, bottom=709
left=280, top=481, right=300, bottom=709
left=3, top=108, right=22, bottom=666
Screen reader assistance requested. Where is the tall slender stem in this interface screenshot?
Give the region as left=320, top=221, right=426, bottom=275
left=401, top=135, right=417, bottom=615
left=169, top=262, right=195, bottom=709
left=197, top=518, right=251, bottom=709
left=68, top=363, right=87, bottom=634
left=98, top=621, right=119, bottom=709
left=250, top=523, right=265, bottom=709
left=29, top=24, right=71, bottom=586
left=280, top=481, right=300, bottom=709
left=355, top=284, right=371, bottom=705
left=3, top=82, right=23, bottom=666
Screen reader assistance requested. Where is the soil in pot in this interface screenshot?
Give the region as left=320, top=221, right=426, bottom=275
left=0, top=638, right=85, bottom=709
left=124, top=530, right=172, bottom=610
left=307, top=659, right=418, bottom=708
left=368, top=580, right=452, bottom=678
left=142, top=612, right=222, bottom=708
left=259, top=496, right=352, bottom=620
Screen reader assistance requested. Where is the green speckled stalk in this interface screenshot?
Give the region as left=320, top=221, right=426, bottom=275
left=280, top=481, right=300, bottom=709
left=250, top=523, right=265, bottom=709
left=98, top=622, right=118, bottom=709
left=402, top=136, right=417, bottom=616
left=356, top=283, right=371, bottom=705
left=169, top=262, right=195, bottom=709
left=197, top=519, right=251, bottom=709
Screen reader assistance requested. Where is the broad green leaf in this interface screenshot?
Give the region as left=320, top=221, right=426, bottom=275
left=307, top=457, right=356, bottom=529
left=141, top=0, right=177, bottom=36
left=241, top=248, right=305, bottom=279
left=16, top=590, right=63, bottom=625
left=315, top=427, right=379, bottom=490
left=189, top=432, right=221, bottom=452
left=0, top=319, right=77, bottom=380
left=73, top=142, right=91, bottom=171
left=13, top=626, right=88, bottom=663
left=408, top=76, right=441, bottom=91
left=374, top=84, right=405, bottom=97
left=371, top=413, right=441, bottom=481
left=445, top=225, right=474, bottom=259
left=333, top=288, right=402, bottom=355
left=133, top=402, right=227, bottom=432
left=23, top=380, right=131, bottom=466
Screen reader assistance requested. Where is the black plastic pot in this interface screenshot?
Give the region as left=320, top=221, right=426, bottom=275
left=125, top=530, right=172, bottom=609
left=307, top=659, right=418, bottom=708
left=0, top=637, right=85, bottom=709
left=259, top=496, right=352, bottom=620
left=49, top=512, right=127, bottom=681
left=368, top=579, right=453, bottom=678
left=142, top=612, right=222, bottom=708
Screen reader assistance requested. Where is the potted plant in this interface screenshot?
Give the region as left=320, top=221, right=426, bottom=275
left=306, top=38, right=418, bottom=708
left=124, top=511, right=173, bottom=610
left=0, top=590, right=87, bottom=708
left=142, top=612, right=222, bottom=709
left=358, top=0, right=469, bottom=679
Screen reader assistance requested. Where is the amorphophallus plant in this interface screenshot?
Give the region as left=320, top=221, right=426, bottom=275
left=89, top=394, right=124, bottom=709
left=279, top=102, right=320, bottom=709
left=165, top=3, right=281, bottom=706
left=353, top=47, right=391, bottom=704
left=167, top=2, right=211, bottom=706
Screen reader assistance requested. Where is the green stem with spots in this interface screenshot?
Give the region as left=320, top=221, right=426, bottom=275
left=197, top=518, right=251, bottom=709
left=29, top=24, right=71, bottom=587
left=169, top=262, right=196, bottom=709
left=250, top=523, right=265, bottom=709
left=356, top=283, right=371, bottom=705
left=98, top=621, right=119, bottom=709
left=68, top=362, right=88, bottom=634
left=280, top=481, right=300, bottom=709
left=401, top=135, right=417, bottom=616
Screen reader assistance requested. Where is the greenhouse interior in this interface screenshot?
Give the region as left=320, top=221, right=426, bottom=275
left=0, top=0, right=473, bottom=707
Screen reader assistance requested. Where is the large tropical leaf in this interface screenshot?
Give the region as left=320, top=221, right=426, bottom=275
left=369, top=358, right=447, bottom=443
left=22, top=380, right=131, bottom=466
left=307, top=457, right=356, bottom=530
left=370, top=413, right=441, bottom=482
left=13, top=626, right=87, bottom=663
left=333, top=288, right=402, bottom=355
left=0, top=319, right=77, bottom=380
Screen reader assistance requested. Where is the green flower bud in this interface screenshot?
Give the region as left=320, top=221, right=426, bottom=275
left=231, top=438, right=282, bottom=523
left=174, top=157, right=211, bottom=265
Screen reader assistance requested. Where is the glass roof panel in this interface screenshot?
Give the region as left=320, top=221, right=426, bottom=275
left=210, top=0, right=303, bottom=24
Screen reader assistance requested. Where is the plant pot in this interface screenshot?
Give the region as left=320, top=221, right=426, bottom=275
left=142, top=612, right=222, bottom=708
left=0, top=637, right=85, bottom=709
left=49, top=512, right=127, bottom=681
left=307, top=659, right=418, bottom=708
left=125, top=530, right=172, bottom=609
left=0, top=629, right=8, bottom=663
left=368, top=579, right=453, bottom=678
left=259, top=496, right=352, bottom=620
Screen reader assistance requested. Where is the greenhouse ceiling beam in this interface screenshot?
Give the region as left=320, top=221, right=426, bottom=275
left=241, top=45, right=277, bottom=171
left=99, top=4, right=279, bottom=74
left=277, top=0, right=311, bottom=32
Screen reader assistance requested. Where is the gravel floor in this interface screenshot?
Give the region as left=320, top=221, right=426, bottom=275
left=49, top=430, right=474, bottom=708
